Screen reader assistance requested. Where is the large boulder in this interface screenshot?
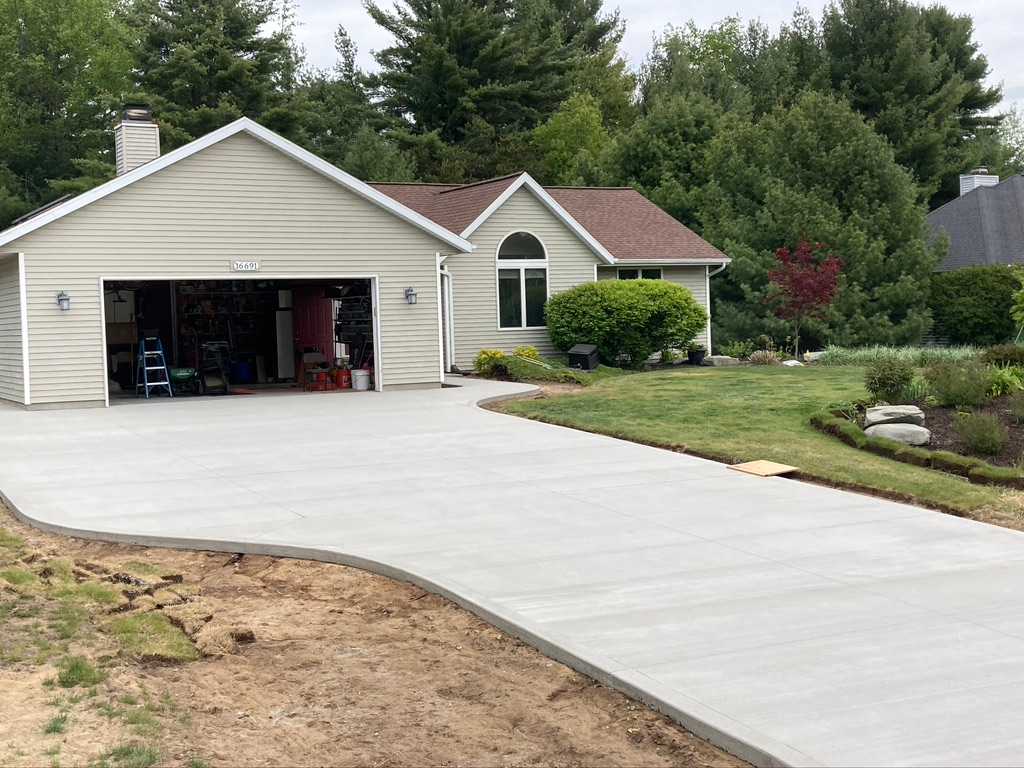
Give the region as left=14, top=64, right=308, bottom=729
left=706, top=355, right=740, bottom=366
left=864, top=405, right=925, bottom=427
left=864, top=423, right=931, bottom=446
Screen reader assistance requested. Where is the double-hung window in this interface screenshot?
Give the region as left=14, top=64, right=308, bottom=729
left=497, top=232, right=548, bottom=329
left=618, top=267, right=662, bottom=280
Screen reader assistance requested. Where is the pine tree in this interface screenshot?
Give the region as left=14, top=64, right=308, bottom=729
left=125, top=0, right=302, bottom=148
left=822, top=0, right=1001, bottom=205
left=700, top=92, right=941, bottom=348
left=0, top=0, right=131, bottom=227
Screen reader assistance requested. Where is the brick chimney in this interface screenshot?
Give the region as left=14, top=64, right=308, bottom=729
left=959, top=167, right=1000, bottom=196
left=114, top=106, right=160, bottom=175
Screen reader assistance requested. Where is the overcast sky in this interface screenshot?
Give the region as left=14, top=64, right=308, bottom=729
left=290, top=0, right=1021, bottom=112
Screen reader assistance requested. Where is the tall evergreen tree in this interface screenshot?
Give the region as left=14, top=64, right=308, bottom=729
left=822, top=0, right=1002, bottom=205
left=700, top=92, right=941, bottom=348
left=125, top=0, right=302, bottom=149
left=0, top=0, right=131, bottom=227
left=367, top=0, right=572, bottom=146
left=365, top=0, right=631, bottom=179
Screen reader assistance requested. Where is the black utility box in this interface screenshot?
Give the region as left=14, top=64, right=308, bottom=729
left=568, top=343, right=600, bottom=370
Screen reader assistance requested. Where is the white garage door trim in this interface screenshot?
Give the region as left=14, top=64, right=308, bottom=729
left=97, top=274, right=384, bottom=408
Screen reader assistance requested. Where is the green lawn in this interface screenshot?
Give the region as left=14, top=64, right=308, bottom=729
left=499, top=365, right=1020, bottom=524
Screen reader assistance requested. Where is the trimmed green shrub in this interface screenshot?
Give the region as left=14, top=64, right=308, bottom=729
left=864, top=358, right=915, bottom=402
left=929, top=450, right=984, bottom=476
left=954, top=412, right=1009, bottom=456
left=968, top=465, right=1024, bottom=489
left=925, top=362, right=993, bottom=407
left=474, top=349, right=507, bottom=377
left=719, top=339, right=755, bottom=359
left=982, top=344, right=1024, bottom=367
left=545, top=280, right=706, bottom=369
left=930, top=266, right=1017, bottom=345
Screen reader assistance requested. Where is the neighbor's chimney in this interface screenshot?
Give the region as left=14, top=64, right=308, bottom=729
left=114, top=105, right=160, bottom=176
left=959, top=167, right=1000, bottom=197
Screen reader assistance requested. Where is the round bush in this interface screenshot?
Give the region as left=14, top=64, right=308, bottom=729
left=930, top=266, right=1017, bottom=345
left=864, top=357, right=915, bottom=402
left=545, top=280, right=707, bottom=368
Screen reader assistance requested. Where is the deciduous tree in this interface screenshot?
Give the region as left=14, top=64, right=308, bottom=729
left=767, top=241, right=842, bottom=357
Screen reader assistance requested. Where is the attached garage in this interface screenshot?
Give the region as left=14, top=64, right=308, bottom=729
left=0, top=112, right=729, bottom=409
left=0, top=115, right=471, bottom=408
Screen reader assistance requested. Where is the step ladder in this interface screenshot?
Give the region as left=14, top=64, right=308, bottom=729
left=136, top=336, right=174, bottom=399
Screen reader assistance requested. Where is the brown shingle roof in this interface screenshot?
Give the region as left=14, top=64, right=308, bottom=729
left=546, top=187, right=726, bottom=262
left=370, top=175, right=726, bottom=263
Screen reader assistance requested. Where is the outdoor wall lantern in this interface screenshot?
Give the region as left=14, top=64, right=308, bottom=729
left=56, top=291, right=71, bottom=312
left=404, top=286, right=418, bottom=305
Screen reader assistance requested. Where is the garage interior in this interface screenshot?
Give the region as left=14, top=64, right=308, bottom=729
left=103, top=279, right=376, bottom=399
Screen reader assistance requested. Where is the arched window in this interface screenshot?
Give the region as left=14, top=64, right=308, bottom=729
left=497, top=232, right=548, bottom=329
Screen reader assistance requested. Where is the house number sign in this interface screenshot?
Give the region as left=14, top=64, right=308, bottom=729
left=231, top=260, right=260, bottom=272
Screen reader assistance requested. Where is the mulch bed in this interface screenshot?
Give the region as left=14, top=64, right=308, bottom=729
left=922, top=394, right=1024, bottom=467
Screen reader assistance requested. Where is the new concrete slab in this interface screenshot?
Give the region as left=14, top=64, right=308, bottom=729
left=3, top=378, right=1024, bottom=767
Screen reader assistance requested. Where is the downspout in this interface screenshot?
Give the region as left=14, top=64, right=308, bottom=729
left=438, top=255, right=455, bottom=373
left=706, top=262, right=729, bottom=353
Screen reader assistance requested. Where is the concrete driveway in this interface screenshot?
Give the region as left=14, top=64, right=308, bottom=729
left=3, top=378, right=1024, bottom=767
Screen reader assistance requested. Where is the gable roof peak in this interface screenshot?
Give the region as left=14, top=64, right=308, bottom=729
left=0, top=117, right=474, bottom=253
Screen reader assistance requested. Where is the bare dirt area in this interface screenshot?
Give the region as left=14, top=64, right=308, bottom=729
left=0, top=504, right=745, bottom=768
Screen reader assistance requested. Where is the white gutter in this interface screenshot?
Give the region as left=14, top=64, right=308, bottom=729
left=611, top=258, right=731, bottom=266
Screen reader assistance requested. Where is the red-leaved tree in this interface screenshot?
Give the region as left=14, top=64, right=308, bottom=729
left=767, top=241, right=843, bottom=358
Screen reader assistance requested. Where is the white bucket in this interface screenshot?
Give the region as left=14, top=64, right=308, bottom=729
left=352, top=369, right=371, bottom=391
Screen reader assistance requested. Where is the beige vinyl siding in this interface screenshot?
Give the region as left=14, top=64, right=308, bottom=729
left=7, top=132, right=448, bottom=405
left=0, top=254, right=25, bottom=403
left=114, top=122, right=161, bottom=175
left=448, top=188, right=601, bottom=368
left=596, top=265, right=710, bottom=348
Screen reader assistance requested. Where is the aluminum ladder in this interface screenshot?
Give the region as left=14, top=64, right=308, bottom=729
left=136, top=336, right=174, bottom=398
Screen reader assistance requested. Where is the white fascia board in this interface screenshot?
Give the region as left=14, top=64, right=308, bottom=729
left=0, top=117, right=474, bottom=254
left=610, top=258, right=731, bottom=266
left=459, top=173, right=616, bottom=265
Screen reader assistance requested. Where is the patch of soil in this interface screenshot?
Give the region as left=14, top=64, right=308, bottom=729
left=0, top=505, right=745, bottom=768
left=922, top=395, right=1024, bottom=466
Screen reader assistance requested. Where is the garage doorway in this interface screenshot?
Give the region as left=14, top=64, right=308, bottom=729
left=100, top=277, right=380, bottom=402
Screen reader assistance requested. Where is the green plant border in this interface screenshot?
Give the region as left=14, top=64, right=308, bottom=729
left=809, top=411, right=1024, bottom=489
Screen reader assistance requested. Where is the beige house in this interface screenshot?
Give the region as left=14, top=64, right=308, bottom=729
left=0, top=114, right=728, bottom=409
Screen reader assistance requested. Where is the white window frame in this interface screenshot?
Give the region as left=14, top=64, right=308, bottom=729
left=495, top=231, right=549, bottom=331
left=617, top=266, right=663, bottom=280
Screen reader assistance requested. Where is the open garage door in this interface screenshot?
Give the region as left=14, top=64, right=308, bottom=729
left=100, top=277, right=380, bottom=402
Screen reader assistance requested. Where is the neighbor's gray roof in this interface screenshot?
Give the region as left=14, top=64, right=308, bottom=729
left=928, top=175, right=1024, bottom=271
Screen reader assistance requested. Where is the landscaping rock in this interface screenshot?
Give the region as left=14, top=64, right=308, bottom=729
left=865, top=423, right=931, bottom=446
left=803, top=351, right=826, bottom=363
left=705, top=355, right=740, bottom=366
left=781, top=359, right=804, bottom=367
left=864, top=405, right=925, bottom=427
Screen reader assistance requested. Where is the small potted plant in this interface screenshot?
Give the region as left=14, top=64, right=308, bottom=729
left=687, top=342, right=707, bottom=366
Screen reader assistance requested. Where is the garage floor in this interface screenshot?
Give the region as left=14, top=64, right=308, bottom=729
left=3, top=379, right=1024, bottom=767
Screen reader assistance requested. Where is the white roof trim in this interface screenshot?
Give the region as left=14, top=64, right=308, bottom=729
left=0, top=117, right=474, bottom=253
left=610, top=258, right=731, bottom=266
left=459, top=173, right=616, bottom=265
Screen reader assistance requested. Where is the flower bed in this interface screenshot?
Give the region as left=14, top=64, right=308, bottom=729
left=809, top=408, right=1024, bottom=489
